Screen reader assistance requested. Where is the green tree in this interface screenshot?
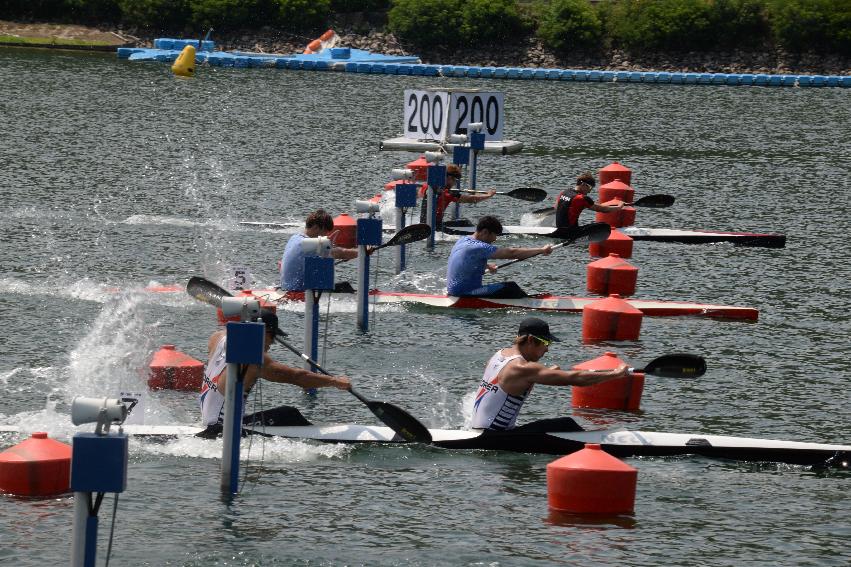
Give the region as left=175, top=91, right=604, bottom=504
left=537, top=0, right=603, bottom=52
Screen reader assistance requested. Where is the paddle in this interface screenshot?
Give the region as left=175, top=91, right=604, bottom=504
left=629, top=354, right=706, bottom=378
left=185, top=277, right=432, bottom=443
left=461, top=187, right=547, bottom=202
left=493, top=223, right=611, bottom=271
left=334, top=223, right=431, bottom=265
left=531, top=194, right=675, bottom=216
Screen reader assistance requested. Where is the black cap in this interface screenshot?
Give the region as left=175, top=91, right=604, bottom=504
left=260, top=310, right=286, bottom=337
left=517, top=317, right=559, bottom=342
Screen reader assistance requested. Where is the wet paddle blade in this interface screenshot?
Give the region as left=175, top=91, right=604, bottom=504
left=349, top=387, right=432, bottom=443
left=507, top=187, right=548, bottom=202
left=380, top=223, right=431, bottom=249
left=187, top=276, right=232, bottom=307
left=632, top=194, right=675, bottom=208
left=639, top=354, right=706, bottom=378
left=551, top=222, right=611, bottom=243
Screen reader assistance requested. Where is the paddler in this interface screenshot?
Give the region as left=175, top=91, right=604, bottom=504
left=446, top=215, right=552, bottom=298
left=198, top=310, right=351, bottom=436
left=554, top=172, right=624, bottom=228
left=420, top=164, right=496, bottom=228
left=279, top=209, right=358, bottom=293
left=471, top=317, right=629, bottom=431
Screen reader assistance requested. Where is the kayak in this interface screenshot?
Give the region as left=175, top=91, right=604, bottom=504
left=5, top=417, right=845, bottom=468
left=442, top=222, right=786, bottom=248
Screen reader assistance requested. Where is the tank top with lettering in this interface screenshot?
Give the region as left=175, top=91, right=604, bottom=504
left=471, top=351, right=531, bottom=430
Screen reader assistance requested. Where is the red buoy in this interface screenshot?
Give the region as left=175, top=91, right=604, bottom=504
left=595, top=199, right=636, bottom=228
left=332, top=213, right=357, bottom=248
left=148, top=345, right=204, bottom=391
left=582, top=294, right=643, bottom=342
left=0, top=432, right=72, bottom=497
left=589, top=228, right=634, bottom=259
left=405, top=156, right=430, bottom=182
left=598, top=179, right=634, bottom=203
left=571, top=352, right=645, bottom=410
left=547, top=443, right=637, bottom=514
left=586, top=253, right=638, bottom=297
left=598, top=162, right=632, bottom=186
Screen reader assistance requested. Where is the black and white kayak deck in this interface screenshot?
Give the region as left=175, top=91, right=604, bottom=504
left=4, top=417, right=846, bottom=468
left=442, top=220, right=786, bottom=248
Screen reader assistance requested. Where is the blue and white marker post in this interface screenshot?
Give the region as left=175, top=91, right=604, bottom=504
left=424, top=152, right=447, bottom=250
left=468, top=122, right=485, bottom=192
left=355, top=205, right=383, bottom=331
left=394, top=178, right=418, bottom=274
left=70, top=397, right=129, bottom=567
left=302, top=250, right=334, bottom=374
left=219, top=296, right=264, bottom=494
left=450, top=136, right=470, bottom=221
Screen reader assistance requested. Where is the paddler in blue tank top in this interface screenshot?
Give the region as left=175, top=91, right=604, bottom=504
left=446, top=215, right=553, bottom=298
left=280, top=209, right=359, bottom=293
left=471, top=317, right=630, bottom=431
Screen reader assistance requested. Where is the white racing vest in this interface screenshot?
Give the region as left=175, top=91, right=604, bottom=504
left=471, top=350, right=531, bottom=430
left=198, top=335, right=250, bottom=426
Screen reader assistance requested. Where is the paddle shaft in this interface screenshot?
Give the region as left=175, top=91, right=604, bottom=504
left=533, top=194, right=673, bottom=216
left=494, top=241, right=569, bottom=271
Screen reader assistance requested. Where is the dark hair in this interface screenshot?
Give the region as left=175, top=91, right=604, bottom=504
left=260, top=310, right=279, bottom=335
left=476, top=215, right=503, bottom=235
left=576, top=172, right=595, bottom=187
left=305, top=209, right=334, bottom=231
left=446, top=164, right=462, bottom=179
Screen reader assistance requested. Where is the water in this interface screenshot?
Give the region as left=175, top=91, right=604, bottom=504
left=1, top=48, right=850, bottom=566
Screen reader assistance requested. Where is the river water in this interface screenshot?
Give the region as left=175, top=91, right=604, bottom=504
left=1, top=48, right=849, bottom=566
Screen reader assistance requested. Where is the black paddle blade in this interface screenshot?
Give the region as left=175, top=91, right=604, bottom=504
left=187, top=276, right=232, bottom=307
left=508, top=187, right=548, bottom=202
left=551, top=222, right=611, bottom=243
left=640, top=354, right=706, bottom=378
left=632, top=194, right=675, bottom=208
left=531, top=206, right=553, bottom=216
left=382, top=223, right=431, bottom=248
left=366, top=400, right=433, bottom=443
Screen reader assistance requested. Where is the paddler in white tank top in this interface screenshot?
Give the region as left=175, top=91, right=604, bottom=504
left=199, top=310, right=352, bottom=431
left=471, top=317, right=630, bottom=431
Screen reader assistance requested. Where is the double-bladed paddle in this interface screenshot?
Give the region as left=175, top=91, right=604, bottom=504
left=531, top=194, right=675, bottom=217
left=461, top=187, right=547, bottom=202
left=335, top=223, right=431, bottom=265
left=628, top=354, right=706, bottom=378
left=493, top=223, right=611, bottom=271
left=185, top=276, right=432, bottom=443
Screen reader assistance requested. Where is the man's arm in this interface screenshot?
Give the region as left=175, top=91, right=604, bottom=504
left=259, top=353, right=351, bottom=390
left=590, top=201, right=624, bottom=213
left=331, top=247, right=358, bottom=261
left=501, top=360, right=629, bottom=395
left=490, top=245, right=553, bottom=260
left=458, top=190, right=496, bottom=204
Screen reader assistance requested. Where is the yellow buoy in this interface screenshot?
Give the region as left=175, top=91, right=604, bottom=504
left=171, top=45, right=196, bottom=77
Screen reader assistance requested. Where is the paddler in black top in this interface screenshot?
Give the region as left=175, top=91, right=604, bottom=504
left=554, top=172, right=624, bottom=228
left=420, top=164, right=496, bottom=228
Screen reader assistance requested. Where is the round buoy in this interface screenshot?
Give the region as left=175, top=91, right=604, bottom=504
left=595, top=200, right=636, bottom=228
left=598, top=179, right=634, bottom=203
left=0, top=432, right=72, bottom=497
left=171, top=45, right=196, bottom=77
left=586, top=253, right=638, bottom=297
left=148, top=345, right=204, bottom=391
left=589, top=228, right=634, bottom=259
left=582, top=294, right=643, bottom=342
left=598, top=162, right=632, bottom=186
left=547, top=443, right=637, bottom=514
left=405, top=156, right=430, bottom=182
left=571, top=352, right=645, bottom=410
left=332, top=213, right=357, bottom=248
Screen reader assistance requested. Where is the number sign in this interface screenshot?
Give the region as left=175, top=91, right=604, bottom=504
left=404, top=89, right=450, bottom=141
left=403, top=90, right=504, bottom=142
left=446, top=92, right=504, bottom=141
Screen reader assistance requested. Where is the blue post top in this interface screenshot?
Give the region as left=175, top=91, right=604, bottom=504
left=226, top=322, right=265, bottom=365
left=453, top=145, right=470, bottom=165
left=357, top=218, right=383, bottom=246
left=155, top=38, right=215, bottom=52
left=395, top=183, right=419, bottom=208
left=470, top=132, right=486, bottom=151
left=304, top=256, right=334, bottom=290
left=427, top=164, right=447, bottom=188
left=71, top=433, right=128, bottom=493
left=330, top=47, right=351, bottom=59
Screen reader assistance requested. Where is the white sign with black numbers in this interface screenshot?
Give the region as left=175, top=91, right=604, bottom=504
left=228, top=266, right=252, bottom=291
left=446, top=91, right=504, bottom=141
left=119, top=391, right=145, bottom=425
left=403, top=89, right=450, bottom=141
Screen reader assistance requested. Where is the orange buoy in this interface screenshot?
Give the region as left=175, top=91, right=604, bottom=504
left=405, top=156, right=430, bottom=182
left=589, top=228, right=634, bottom=259
left=547, top=443, right=637, bottom=514
left=598, top=179, right=634, bottom=203
left=595, top=199, right=636, bottom=228
left=148, top=345, right=204, bottom=391
left=598, top=162, right=632, bottom=186
left=571, top=352, right=645, bottom=410
left=587, top=253, right=638, bottom=297
left=0, top=432, right=72, bottom=497
left=582, top=293, right=643, bottom=341
left=332, top=213, right=357, bottom=248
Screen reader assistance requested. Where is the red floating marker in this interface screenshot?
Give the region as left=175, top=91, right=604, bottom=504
left=582, top=294, right=643, bottom=342
left=595, top=199, right=636, bottom=228
left=598, top=162, right=632, bottom=186
left=547, top=443, right=637, bottom=514
left=587, top=253, right=638, bottom=297
left=571, top=351, right=645, bottom=410
left=148, top=345, right=204, bottom=391
left=589, top=228, right=634, bottom=259
left=332, top=213, right=357, bottom=248
left=405, top=156, right=430, bottom=182
left=598, top=179, right=634, bottom=204
left=0, top=432, right=72, bottom=497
